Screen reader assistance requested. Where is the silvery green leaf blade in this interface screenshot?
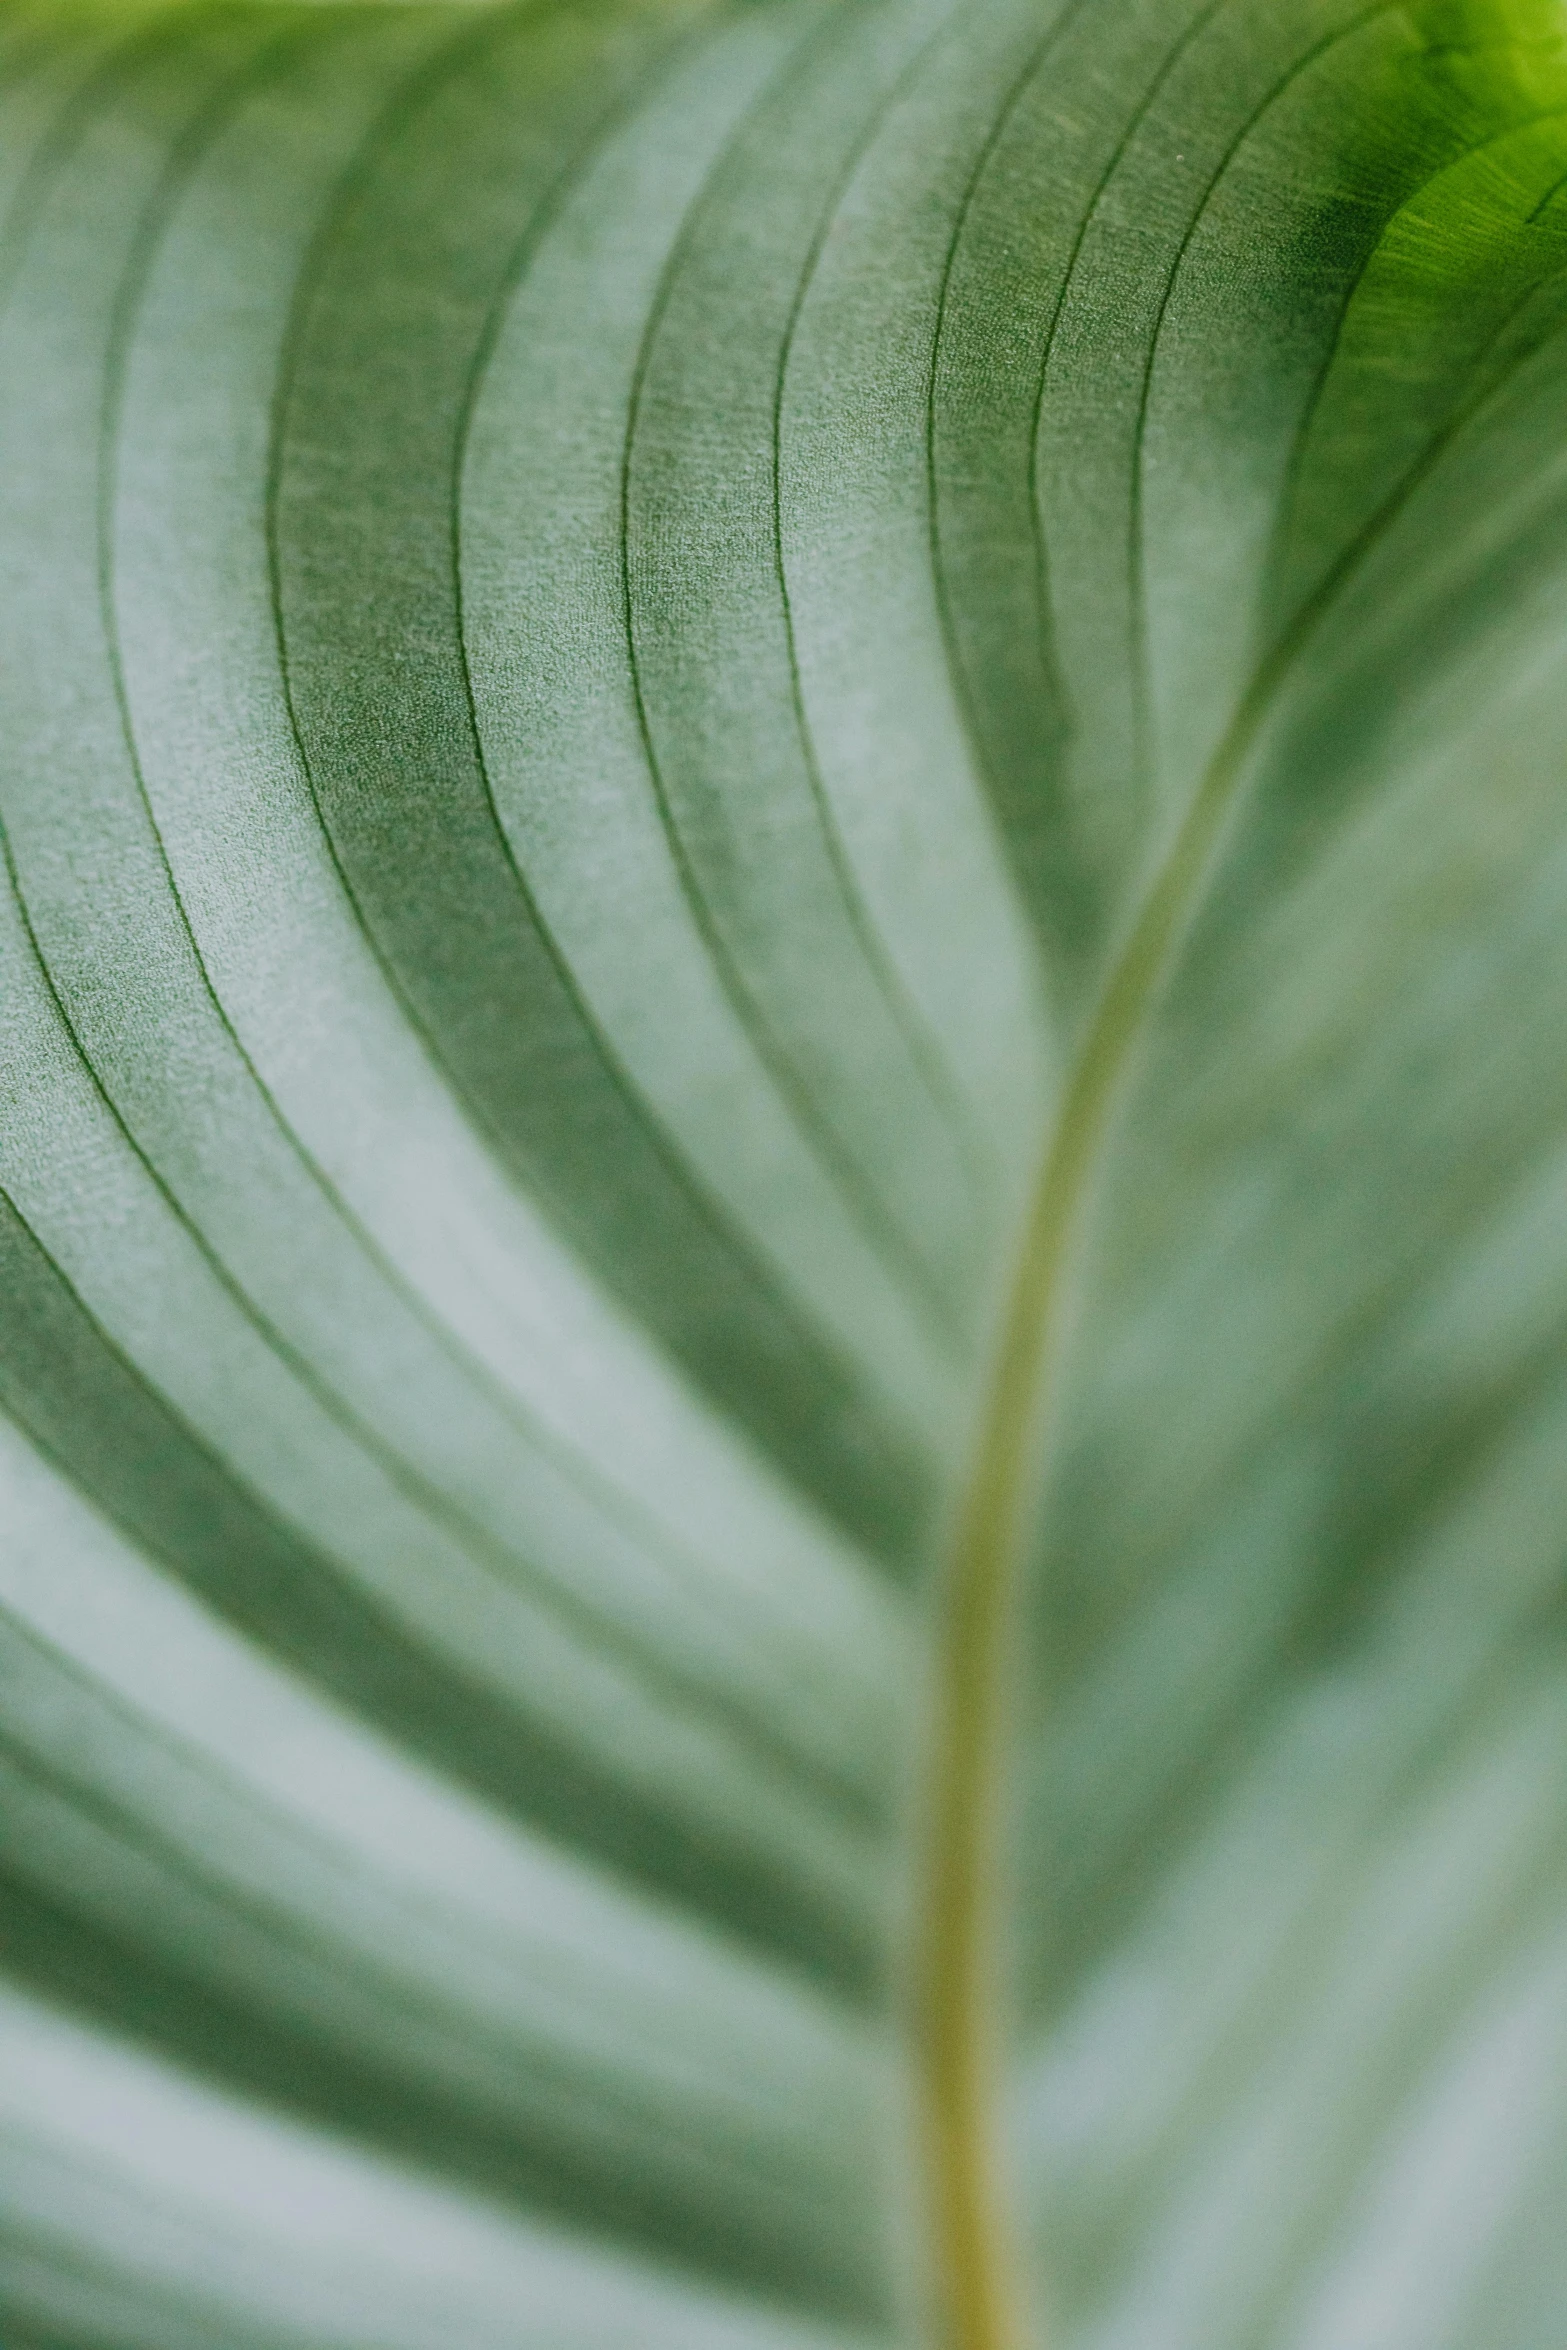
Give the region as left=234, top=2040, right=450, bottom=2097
left=2, top=2, right=1567, bottom=2346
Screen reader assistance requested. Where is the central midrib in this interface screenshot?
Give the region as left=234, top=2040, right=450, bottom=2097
left=909, top=47, right=1567, bottom=2331
left=909, top=633, right=1316, bottom=2348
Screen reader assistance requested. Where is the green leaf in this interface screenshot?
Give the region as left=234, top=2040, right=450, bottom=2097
left=5, top=1, right=1567, bottom=2344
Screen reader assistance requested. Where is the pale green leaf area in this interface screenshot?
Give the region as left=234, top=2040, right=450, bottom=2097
left=3, top=0, right=1567, bottom=2342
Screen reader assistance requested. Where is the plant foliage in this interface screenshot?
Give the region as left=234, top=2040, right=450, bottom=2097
left=5, top=0, right=1567, bottom=2344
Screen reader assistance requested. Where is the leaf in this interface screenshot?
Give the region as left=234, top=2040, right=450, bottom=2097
left=4, top=1, right=1567, bottom=2346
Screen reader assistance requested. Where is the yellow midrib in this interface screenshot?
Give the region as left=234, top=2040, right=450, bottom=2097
left=908, top=41, right=1567, bottom=2331
left=912, top=704, right=1264, bottom=2350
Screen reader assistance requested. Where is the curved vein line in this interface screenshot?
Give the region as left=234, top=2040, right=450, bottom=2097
left=1100, top=232, right=1567, bottom=1569
left=256, top=13, right=925, bottom=1635
left=2, top=1143, right=882, bottom=1862
left=0, top=1793, right=856, bottom=2308
left=1125, top=1, right=1407, bottom=797
left=265, top=0, right=948, bottom=1515
left=1270, top=85, right=1567, bottom=602
left=1045, top=243, right=1567, bottom=1687
left=0, top=1117, right=881, bottom=1835
left=0, top=1181, right=883, bottom=2003
left=617, top=0, right=974, bottom=1349
left=1021, top=0, right=1232, bottom=818
left=444, top=0, right=953, bottom=1405
left=0, top=0, right=210, bottom=321
left=922, top=0, right=1227, bottom=1000
left=448, top=0, right=999, bottom=1243
left=1526, top=143, right=1567, bottom=218
left=446, top=0, right=981, bottom=1428
left=0, top=1634, right=854, bottom=2225
left=767, top=0, right=1004, bottom=1234
left=71, top=9, right=880, bottom=1829
left=0, top=837, right=882, bottom=1863
left=923, top=0, right=1101, bottom=858
left=0, top=847, right=552, bottom=1661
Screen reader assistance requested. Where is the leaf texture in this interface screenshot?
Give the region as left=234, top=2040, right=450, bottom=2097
left=4, top=1, right=1567, bottom=2345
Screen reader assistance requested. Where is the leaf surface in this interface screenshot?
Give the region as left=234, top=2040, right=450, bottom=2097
left=4, top=2, right=1567, bottom=2345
